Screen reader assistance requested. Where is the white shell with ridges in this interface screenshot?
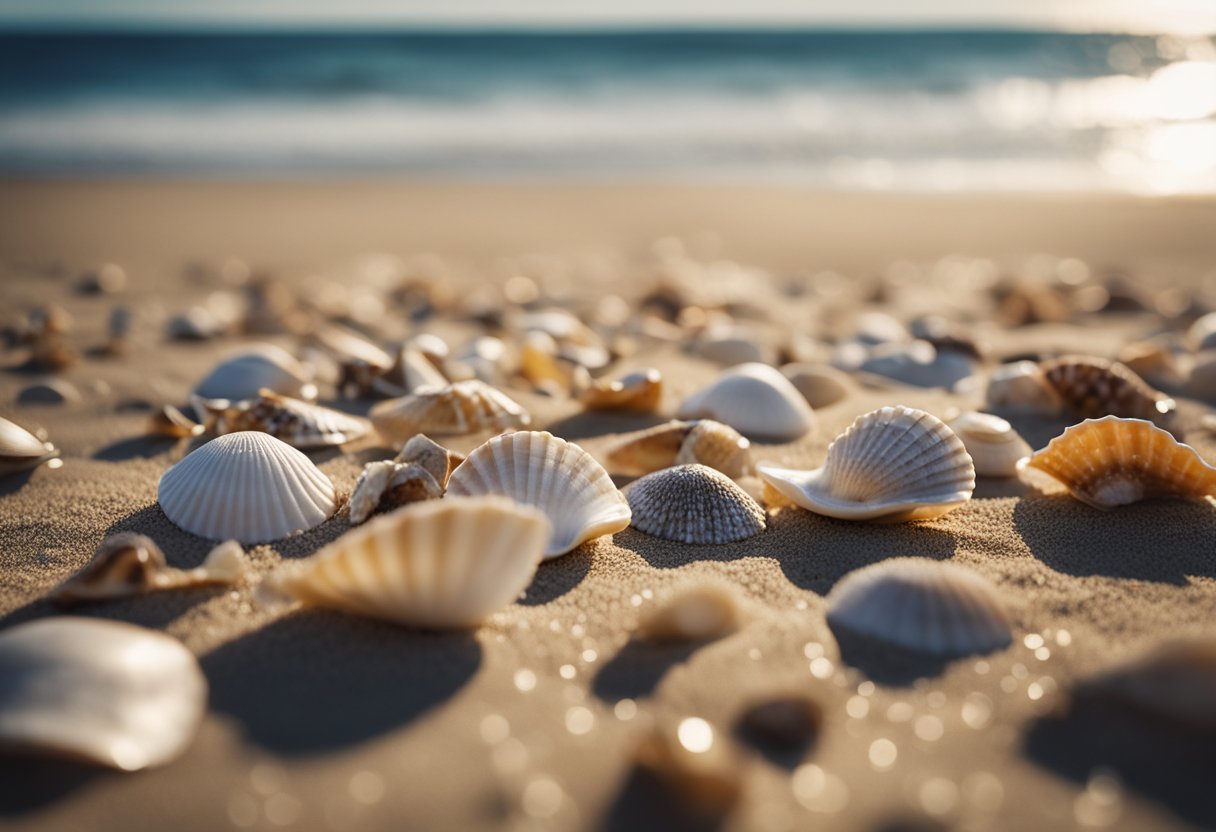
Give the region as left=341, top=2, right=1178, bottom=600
left=626, top=464, right=766, bottom=544
left=948, top=411, right=1032, bottom=477
left=677, top=362, right=817, bottom=441
left=369, top=380, right=530, bottom=442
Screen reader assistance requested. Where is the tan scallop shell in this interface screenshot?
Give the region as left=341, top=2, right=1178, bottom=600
left=446, top=431, right=631, bottom=558
left=264, top=496, right=550, bottom=628
left=826, top=558, right=1013, bottom=657
left=606, top=419, right=751, bottom=479
left=757, top=406, right=975, bottom=522
left=0, top=416, right=59, bottom=475
left=625, top=464, right=766, bottom=544
left=1040, top=355, right=1176, bottom=425
left=1074, top=637, right=1216, bottom=729
left=948, top=411, right=1032, bottom=477
left=1017, top=416, right=1216, bottom=509
left=985, top=360, right=1062, bottom=415
left=192, top=344, right=314, bottom=404
left=213, top=389, right=372, bottom=449
left=636, top=578, right=746, bottom=641
left=369, top=380, right=530, bottom=443
left=580, top=368, right=663, bottom=413
left=677, top=362, right=817, bottom=441
left=781, top=363, right=854, bottom=409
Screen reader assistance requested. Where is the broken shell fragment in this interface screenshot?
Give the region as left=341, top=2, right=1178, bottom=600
left=0, top=416, right=59, bottom=476
left=607, top=419, right=751, bottom=479
left=213, top=389, right=371, bottom=449
left=637, top=578, right=745, bottom=642
left=1073, top=637, right=1216, bottom=730
left=626, top=464, right=766, bottom=544
left=948, top=411, right=1032, bottom=478
left=148, top=404, right=204, bottom=438
left=394, top=433, right=463, bottom=486
left=678, top=362, right=816, bottom=442
left=580, top=368, right=663, bottom=413
left=1040, top=355, right=1176, bottom=425
left=347, top=460, right=443, bottom=525
left=369, top=380, right=530, bottom=443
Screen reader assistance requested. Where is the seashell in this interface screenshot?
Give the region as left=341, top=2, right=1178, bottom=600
left=579, top=368, right=662, bottom=413
left=780, top=363, right=853, bottom=409
left=447, top=431, right=630, bottom=558
left=1073, top=637, right=1216, bottom=729
left=636, top=578, right=745, bottom=641
left=16, top=378, right=81, bottom=405
left=264, top=496, right=550, bottom=628
left=369, top=380, right=530, bottom=443
left=148, top=404, right=204, bottom=438
left=858, top=340, right=975, bottom=389
left=695, top=330, right=773, bottom=366
left=985, top=361, right=1062, bottom=415
left=1017, top=416, right=1216, bottom=509
left=394, top=433, right=463, bottom=486
left=826, top=558, right=1012, bottom=658
left=347, top=460, right=443, bottom=525
left=626, top=464, right=766, bottom=544
left=853, top=310, right=908, bottom=345
left=157, top=431, right=337, bottom=544
left=51, top=534, right=246, bottom=607
left=737, top=694, right=823, bottom=750
left=1187, top=312, right=1216, bottom=352
left=0, top=617, right=206, bottom=770
left=677, top=362, right=817, bottom=442
left=1040, top=355, right=1176, bottom=425
left=310, top=324, right=393, bottom=371
left=193, top=345, right=314, bottom=405
left=214, top=389, right=371, bottom=449
left=1184, top=349, right=1216, bottom=402
left=518, top=330, right=587, bottom=395
left=27, top=332, right=75, bottom=371
left=606, top=419, right=751, bottom=479
left=948, top=411, right=1032, bottom=477
left=368, top=345, right=449, bottom=399
left=634, top=717, right=743, bottom=819
left=0, top=416, right=59, bottom=476
left=757, top=406, right=975, bottom=522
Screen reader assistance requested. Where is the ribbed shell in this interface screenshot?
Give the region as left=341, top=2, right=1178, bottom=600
left=216, top=390, right=371, bottom=449
left=580, top=368, right=663, bottom=413
left=369, top=380, right=530, bottom=443
left=1075, top=638, right=1216, bottom=729
left=446, top=431, right=630, bottom=558
left=1017, top=416, right=1216, bottom=509
left=676, top=362, right=817, bottom=442
left=607, top=419, right=750, bottom=479
left=0, top=617, right=206, bottom=770
left=1040, top=355, right=1176, bottom=424
left=948, top=411, right=1032, bottom=478
left=826, top=558, right=1012, bottom=657
left=626, top=464, right=766, bottom=544
left=157, top=431, right=337, bottom=544
left=266, top=496, right=550, bottom=628
left=192, top=345, right=311, bottom=403
left=0, top=416, right=58, bottom=474
left=757, top=406, right=975, bottom=522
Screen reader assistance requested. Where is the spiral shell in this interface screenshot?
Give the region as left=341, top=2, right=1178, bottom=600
left=369, top=380, right=530, bottom=443
left=677, top=362, right=817, bottom=442
left=947, top=411, right=1032, bottom=478
left=626, top=464, right=766, bottom=544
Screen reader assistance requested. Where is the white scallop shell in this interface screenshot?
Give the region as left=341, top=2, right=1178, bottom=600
left=265, top=496, right=550, bottom=628
left=677, top=362, right=817, bottom=441
left=826, top=558, right=1013, bottom=657
left=157, top=431, right=337, bottom=544
left=369, top=380, right=530, bottom=443
left=948, top=411, right=1032, bottom=477
left=193, top=344, right=313, bottom=404
left=0, top=617, right=206, bottom=770
left=446, top=431, right=631, bottom=559
left=757, top=406, right=975, bottom=522
left=625, top=464, right=766, bottom=544
left=0, top=416, right=59, bottom=475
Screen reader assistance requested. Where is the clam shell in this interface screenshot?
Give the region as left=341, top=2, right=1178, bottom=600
left=625, top=464, right=766, bottom=544
left=580, top=368, right=663, bottom=413
left=0, top=415, right=59, bottom=475
left=265, top=496, right=550, bottom=628
left=781, top=363, right=853, bottom=409
left=369, top=380, right=530, bottom=443
left=446, top=431, right=630, bottom=558
left=826, top=558, right=1012, bottom=657
left=757, top=406, right=975, bottom=522
left=948, top=411, right=1032, bottom=478
left=157, top=431, right=337, bottom=544
left=636, top=577, right=745, bottom=641
left=215, top=389, right=371, bottom=449
left=985, top=361, right=1062, bottom=415
left=1074, top=637, right=1216, bottom=729
left=0, top=617, right=206, bottom=770
left=607, top=419, right=751, bottom=479
left=1017, top=416, right=1216, bottom=509
left=1040, top=355, right=1176, bottom=425
left=677, top=362, right=817, bottom=441
left=193, top=345, right=313, bottom=404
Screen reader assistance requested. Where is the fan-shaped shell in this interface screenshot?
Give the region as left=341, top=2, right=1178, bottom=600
left=157, top=431, right=337, bottom=544
left=1017, top=416, right=1216, bottom=509
left=265, top=496, right=550, bottom=628
left=1040, top=355, right=1176, bottom=424
left=948, top=411, right=1032, bottom=477
left=607, top=419, right=751, bottom=479
left=215, top=389, right=371, bottom=449
left=580, top=368, right=663, bottom=413
left=826, top=558, right=1012, bottom=657
left=1074, top=637, right=1216, bottom=729
left=677, top=362, right=817, bottom=442
left=369, top=380, right=530, bottom=443
left=193, top=345, right=313, bottom=404
left=781, top=363, right=853, bottom=409
left=626, top=464, right=766, bottom=544
left=446, top=431, right=630, bottom=558
left=757, top=406, right=975, bottom=522
left=0, top=416, right=59, bottom=475
left=0, top=617, right=206, bottom=770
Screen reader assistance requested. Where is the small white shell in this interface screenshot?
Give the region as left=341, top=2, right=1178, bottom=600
left=0, top=416, right=59, bottom=475
left=948, top=411, right=1032, bottom=477
left=157, top=431, right=337, bottom=544
left=677, top=362, right=817, bottom=441
left=985, top=361, right=1061, bottom=415
left=0, top=617, right=206, bottom=770
left=826, top=558, right=1013, bottom=657
left=626, top=464, right=766, bottom=544
left=265, top=496, right=550, bottom=628
left=369, top=380, right=530, bottom=443
left=193, top=345, right=313, bottom=404
left=214, top=390, right=371, bottom=449
left=757, top=406, right=975, bottom=522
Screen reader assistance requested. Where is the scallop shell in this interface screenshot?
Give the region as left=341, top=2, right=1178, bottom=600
left=0, top=416, right=59, bottom=476
left=369, top=380, right=530, bottom=443
left=757, top=406, right=975, bottom=522
left=580, top=368, right=663, bottom=413
left=1040, top=355, right=1176, bottom=424
left=677, top=362, right=817, bottom=441
left=948, top=411, right=1032, bottom=477
left=446, top=431, right=630, bottom=558
left=636, top=578, right=745, bottom=641
left=157, top=431, right=337, bottom=544
left=606, top=419, right=751, bottom=479
left=1016, top=416, right=1216, bottom=509
left=1074, top=637, right=1216, bottom=729
left=826, top=558, right=1012, bottom=657
left=781, top=363, right=853, bottom=409
left=264, top=496, right=550, bottom=628
left=985, top=361, right=1062, bottom=415
left=347, top=460, right=443, bottom=525
left=626, top=464, right=766, bottom=544
left=193, top=345, right=313, bottom=404
left=0, top=617, right=206, bottom=770
left=214, top=389, right=371, bottom=449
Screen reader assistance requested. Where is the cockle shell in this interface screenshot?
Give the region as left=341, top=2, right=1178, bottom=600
left=625, top=464, right=766, bottom=544
left=369, top=380, right=530, bottom=443
left=446, top=431, right=630, bottom=558
left=757, top=406, right=975, bottom=522
left=826, top=558, right=1013, bottom=657
left=0, top=617, right=206, bottom=770
left=0, top=416, right=59, bottom=476
left=985, top=361, right=1063, bottom=415
left=213, top=389, right=371, bottom=449
left=636, top=578, right=746, bottom=641
left=157, top=431, right=337, bottom=544
left=264, top=496, right=550, bottom=628
left=677, top=362, right=817, bottom=441
left=580, top=368, right=663, bottom=413
left=347, top=460, right=443, bottom=525
left=1074, top=637, right=1216, bottom=729
left=781, top=363, right=853, bottom=409
left=948, top=411, right=1032, bottom=477
left=1017, top=416, right=1216, bottom=509
left=1040, top=355, right=1176, bottom=425
left=193, top=345, right=314, bottom=405
left=147, top=404, right=204, bottom=438
left=606, top=419, right=751, bottom=479
left=51, top=534, right=246, bottom=607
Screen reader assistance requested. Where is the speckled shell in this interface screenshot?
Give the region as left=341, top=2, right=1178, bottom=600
left=215, top=390, right=371, bottom=449
left=607, top=419, right=751, bottom=479
left=265, top=496, right=550, bottom=628
left=626, top=464, right=766, bottom=544
left=446, top=431, right=631, bottom=558
left=1017, top=416, right=1216, bottom=509
left=757, top=406, right=976, bottom=522
left=369, top=380, right=530, bottom=443
left=1040, top=355, right=1176, bottom=425
left=677, top=362, right=817, bottom=442
left=636, top=578, right=746, bottom=641
left=192, top=345, right=313, bottom=404
left=781, top=363, right=853, bottom=409
left=157, top=431, right=337, bottom=544
left=985, top=361, right=1062, bottom=415
left=948, top=411, right=1032, bottom=478
left=826, top=558, right=1012, bottom=657
left=0, top=416, right=59, bottom=475
left=0, top=617, right=206, bottom=770
left=580, top=368, right=663, bottom=413
left=1074, top=637, right=1216, bottom=729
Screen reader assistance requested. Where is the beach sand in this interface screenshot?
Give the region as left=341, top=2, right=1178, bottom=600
left=1, top=180, right=1214, bottom=832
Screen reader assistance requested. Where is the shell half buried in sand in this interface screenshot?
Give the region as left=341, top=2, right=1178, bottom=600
left=0, top=617, right=206, bottom=770
left=636, top=577, right=746, bottom=641
left=579, top=367, right=663, bottom=413
left=948, top=411, right=1032, bottom=478
left=0, top=415, right=59, bottom=476
left=826, top=558, right=1013, bottom=658
left=264, top=496, right=550, bottom=629
left=1040, top=355, right=1176, bottom=425
left=1073, top=637, right=1216, bottom=730
left=677, top=362, right=817, bottom=442
left=757, top=406, right=976, bottom=523
left=625, top=464, right=766, bottom=544
left=157, top=431, right=337, bottom=544
left=1017, top=416, right=1216, bottom=509
left=369, top=380, right=530, bottom=443
left=607, top=419, right=751, bottom=479
left=446, top=430, right=630, bottom=559
left=211, top=389, right=371, bottom=449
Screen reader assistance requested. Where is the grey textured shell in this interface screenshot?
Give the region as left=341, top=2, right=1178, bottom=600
left=625, top=464, right=766, bottom=544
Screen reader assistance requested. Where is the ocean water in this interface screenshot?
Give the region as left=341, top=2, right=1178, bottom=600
left=1, top=29, right=1214, bottom=192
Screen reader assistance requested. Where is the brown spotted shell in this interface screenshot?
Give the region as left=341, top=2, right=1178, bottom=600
left=1040, top=355, right=1176, bottom=425
left=625, top=464, right=766, bottom=544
